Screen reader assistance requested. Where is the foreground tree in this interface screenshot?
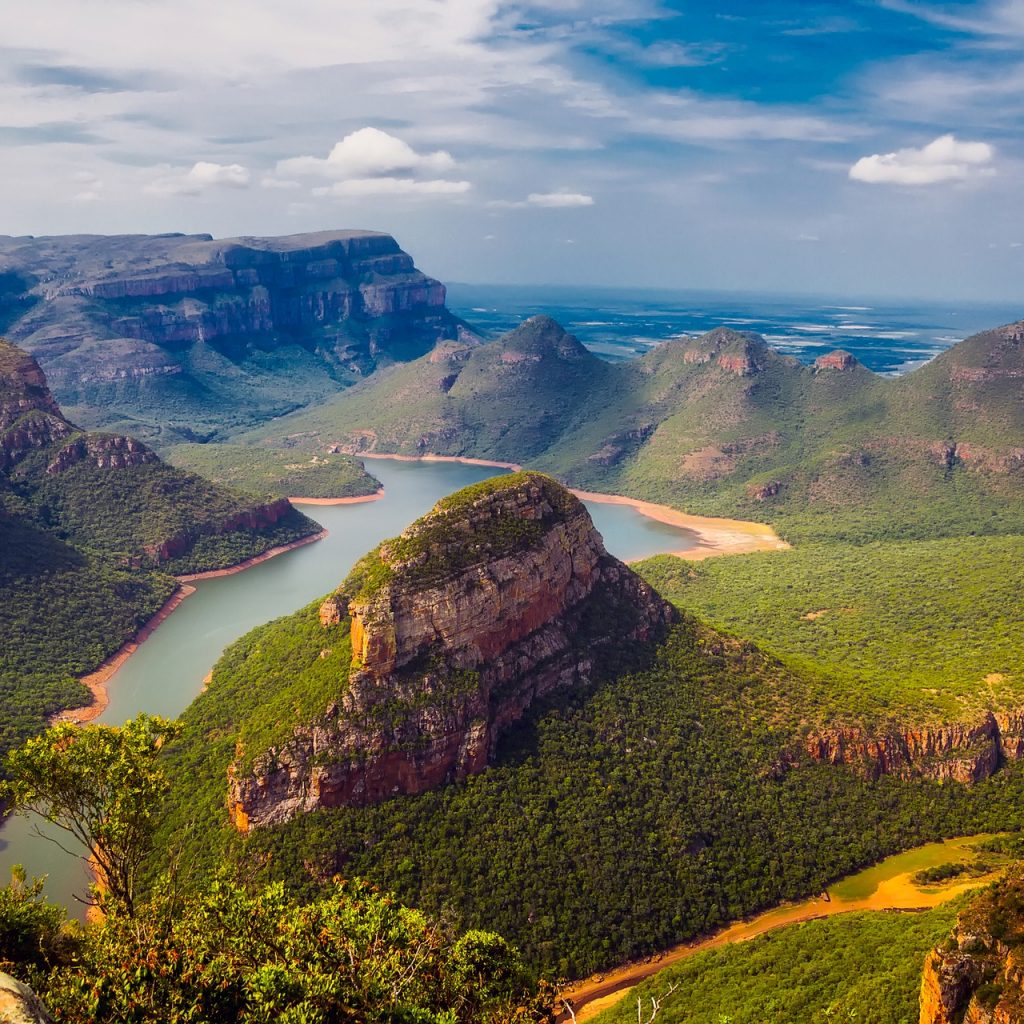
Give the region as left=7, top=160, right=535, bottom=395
left=40, top=876, right=554, bottom=1024
left=0, top=715, right=180, bottom=915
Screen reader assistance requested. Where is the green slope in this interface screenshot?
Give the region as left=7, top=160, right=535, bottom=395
left=241, top=318, right=1024, bottom=543
left=0, top=339, right=321, bottom=764
left=636, top=535, right=1024, bottom=724
left=152, top=600, right=1024, bottom=978
left=593, top=902, right=962, bottom=1024
left=163, top=443, right=379, bottom=500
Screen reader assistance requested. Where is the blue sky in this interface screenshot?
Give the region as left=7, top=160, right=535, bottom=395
left=1, top=0, right=1022, bottom=300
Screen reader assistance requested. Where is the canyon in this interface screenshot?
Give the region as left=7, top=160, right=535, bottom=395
left=0, top=230, right=469, bottom=442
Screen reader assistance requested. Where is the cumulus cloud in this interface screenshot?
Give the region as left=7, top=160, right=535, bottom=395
left=312, top=177, right=471, bottom=198
left=849, top=134, right=995, bottom=185
left=144, top=161, right=251, bottom=197
left=279, top=127, right=456, bottom=180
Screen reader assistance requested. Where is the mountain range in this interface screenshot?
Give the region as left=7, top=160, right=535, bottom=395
left=243, top=314, right=1024, bottom=543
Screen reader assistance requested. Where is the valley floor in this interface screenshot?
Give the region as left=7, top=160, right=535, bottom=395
left=568, top=834, right=1004, bottom=1020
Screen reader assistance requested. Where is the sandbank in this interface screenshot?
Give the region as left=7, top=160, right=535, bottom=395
left=52, top=583, right=197, bottom=726
left=562, top=855, right=1000, bottom=1021
left=288, top=489, right=384, bottom=506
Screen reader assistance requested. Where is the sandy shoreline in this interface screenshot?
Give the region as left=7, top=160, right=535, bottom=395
left=569, top=488, right=789, bottom=560
left=175, top=529, right=326, bottom=581
left=53, top=583, right=197, bottom=726
left=63, top=528, right=328, bottom=723
left=288, top=489, right=384, bottom=506
left=358, top=451, right=524, bottom=472
left=353, top=450, right=786, bottom=559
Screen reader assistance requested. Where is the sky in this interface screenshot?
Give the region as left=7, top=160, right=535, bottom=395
left=1, top=0, right=1023, bottom=301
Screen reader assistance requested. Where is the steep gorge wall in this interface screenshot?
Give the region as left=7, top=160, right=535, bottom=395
left=805, top=711, right=1024, bottom=783
left=0, top=231, right=467, bottom=439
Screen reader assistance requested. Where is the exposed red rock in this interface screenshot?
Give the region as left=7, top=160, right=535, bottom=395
left=805, top=711, right=1024, bottom=783
left=141, top=497, right=294, bottom=564
left=813, top=350, right=858, bottom=371
left=920, top=865, right=1024, bottom=1023
left=227, top=473, right=676, bottom=830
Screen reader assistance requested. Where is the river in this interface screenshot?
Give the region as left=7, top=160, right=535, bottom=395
left=0, top=458, right=698, bottom=912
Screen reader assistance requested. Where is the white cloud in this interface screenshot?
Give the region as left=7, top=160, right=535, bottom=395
left=527, top=191, right=594, bottom=207
left=144, top=160, right=251, bottom=197
left=260, top=176, right=301, bottom=190
left=279, top=127, right=455, bottom=180
left=312, top=177, right=471, bottom=198
left=187, top=161, right=250, bottom=187
left=849, top=134, right=995, bottom=185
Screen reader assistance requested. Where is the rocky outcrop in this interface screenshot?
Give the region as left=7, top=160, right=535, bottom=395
left=920, top=865, right=1024, bottom=1023
left=227, top=473, right=676, bottom=830
left=142, top=497, right=293, bottom=564
left=45, top=433, right=158, bottom=474
left=814, top=350, right=858, bottom=372
left=0, top=973, right=55, bottom=1024
left=805, top=711, right=1024, bottom=783
left=0, top=231, right=468, bottom=441
left=0, top=341, right=72, bottom=468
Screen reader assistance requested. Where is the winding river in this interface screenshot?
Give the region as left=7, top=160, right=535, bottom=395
left=0, top=458, right=700, bottom=912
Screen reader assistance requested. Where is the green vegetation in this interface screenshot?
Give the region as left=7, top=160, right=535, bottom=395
left=636, top=536, right=1024, bottom=723
left=164, top=442, right=380, bottom=499
left=592, top=902, right=964, bottom=1024
left=0, top=338, right=325, bottom=765
left=344, top=473, right=570, bottom=602
left=912, top=861, right=990, bottom=886
left=243, top=319, right=1024, bottom=544
left=152, top=616, right=1024, bottom=978
left=0, top=717, right=550, bottom=1023
left=2, top=715, right=181, bottom=915
left=0, top=514, right=177, bottom=766
left=209, top=600, right=354, bottom=771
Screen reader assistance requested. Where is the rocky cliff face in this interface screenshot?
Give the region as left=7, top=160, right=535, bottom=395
left=227, top=473, right=676, bottom=830
left=0, top=231, right=468, bottom=442
left=0, top=337, right=317, bottom=569
left=0, top=340, right=72, bottom=468
left=805, top=711, right=1024, bottom=783
left=920, top=865, right=1024, bottom=1023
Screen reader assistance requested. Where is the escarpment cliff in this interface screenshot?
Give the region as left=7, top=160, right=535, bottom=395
left=805, top=711, right=1024, bottom=784
left=0, top=230, right=469, bottom=442
left=0, top=337, right=318, bottom=569
left=227, top=472, right=675, bottom=830
left=920, top=865, right=1024, bottom=1024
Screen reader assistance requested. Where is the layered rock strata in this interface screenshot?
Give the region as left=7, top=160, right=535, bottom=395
left=805, top=711, right=1024, bottom=783
left=228, top=473, right=676, bottom=830
left=0, top=230, right=468, bottom=440
left=920, top=865, right=1024, bottom=1023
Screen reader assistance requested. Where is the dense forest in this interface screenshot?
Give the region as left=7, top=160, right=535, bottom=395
left=637, top=534, right=1024, bottom=722
left=151, top=608, right=1024, bottom=978
left=594, top=902, right=963, bottom=1024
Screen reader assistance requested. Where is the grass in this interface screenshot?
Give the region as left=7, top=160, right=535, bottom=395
left=636, top=535, right=1024, bottom=724
left=163, top=443, right=379, bottom=500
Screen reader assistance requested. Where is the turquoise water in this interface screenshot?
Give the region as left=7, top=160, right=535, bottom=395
left=0, top=458, right=697, bottom=912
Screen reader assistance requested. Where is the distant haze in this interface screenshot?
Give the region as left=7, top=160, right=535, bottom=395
left=2, top=1, right=1023, bottom=302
